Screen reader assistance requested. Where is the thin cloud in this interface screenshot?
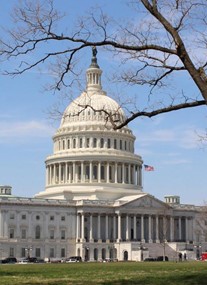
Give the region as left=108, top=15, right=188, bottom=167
left=0, top=120, right=54, bottom=143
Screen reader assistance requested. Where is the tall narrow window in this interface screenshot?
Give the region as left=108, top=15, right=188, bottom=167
left=107, top=139, right=111, bottom=148
left=100, top=138, right=104, bottom=148
left=35, top=226, right=41, bottom=239
left=93, top=138, right=97, bottom=148
left=80, top=138, right=83, bottom=148
left=114, top=139, right=117, bottom=149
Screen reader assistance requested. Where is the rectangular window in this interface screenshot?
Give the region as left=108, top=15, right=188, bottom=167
left=10, top=213, right=15, bottom=220
left=22, top=214, right=26, bottom=220
left=61, top=230, right=66, bottom=240
left=21, top=229, right=26, bottom=239
left=50, top=216, right=54, bottom=221
left=9, top=228, right=15, bottom=239
left=36, top=248, right=41, bottom=258
left=9, top=247, right=14, bottom=257
left=61, top=216, right=65, bottom=221
left=21, top=248, right=26, bottom=258
left=61, top=248, right=66, bottom=258
left=50, top=230, right=55, bottom=239
left=50, top=248, right=55, bottom=258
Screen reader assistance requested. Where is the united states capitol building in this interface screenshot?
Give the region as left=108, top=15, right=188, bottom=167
left=0, top=50, right=206, bottom=262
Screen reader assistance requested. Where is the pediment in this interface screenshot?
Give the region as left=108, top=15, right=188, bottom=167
left=118, top=194, right=170, bottom=210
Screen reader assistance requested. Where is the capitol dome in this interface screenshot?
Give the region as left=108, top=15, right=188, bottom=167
left=35, top=48, right=143, bottom=201
left=60, top=92, right=126, bottom=128
left=60, top=48, right=125, bottom=129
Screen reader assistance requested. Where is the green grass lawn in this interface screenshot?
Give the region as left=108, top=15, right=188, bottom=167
left=0, top=261, right=207, bottom=285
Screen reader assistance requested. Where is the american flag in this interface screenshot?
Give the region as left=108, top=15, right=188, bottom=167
left=144, top=164, right=154, bottom=171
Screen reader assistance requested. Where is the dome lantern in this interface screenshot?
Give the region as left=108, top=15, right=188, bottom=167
left=86, top=47, right=103, bottom=93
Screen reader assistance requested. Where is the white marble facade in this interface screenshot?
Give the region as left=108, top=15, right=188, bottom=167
left=0, top=50, right=206, bottom=261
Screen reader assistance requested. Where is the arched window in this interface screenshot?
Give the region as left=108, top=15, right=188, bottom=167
left=114, top=139, right=117, bottom=149
left=73, top=138, right=76, bottom=148
left=86, top=138, right=90, bottom=148
left=79, top=138, right=83, bottom=148
left=62, top=140, right=65, bottom=150
left=35, top=226, right=41, bottom=239
left=107, top=138, right=111, bottom=148
left=67, top=139, right=70, bottom=149
left=120, top=140, right=122, bottom=150
left=93, top=138, right=97, bottom=148
left=100, top=138, right=104, bottom=148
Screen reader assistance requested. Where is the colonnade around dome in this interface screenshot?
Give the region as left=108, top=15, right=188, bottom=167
left=46, top=161, right=142, bottom=188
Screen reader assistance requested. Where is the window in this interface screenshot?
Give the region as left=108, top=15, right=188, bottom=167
left=21, top=248, right=26, bottom=258
left=36, top=248, right=41, bottom=258
left=35, top=226, right=41, bottom=239
left=114, top=139, right=117, bottom=149
left=62, top=140, right=65, bottom=150
left=61, top=248, right=66, bottom=258
left=21, top=229, right=26, bottom=239
left=120, top=140, right=122, bottom=150
left=86, top=138, right=90, bottom=148
left=9, top=228, right=15, bottom=239
left=22, top=214, right=26, bottom=220
left=61, top=216, right=65, bottom=221
left=107, top=138, right=111, bottom=148
left=50, top=248, right=55, bottom=258
left=9, top=247, right=14, bottom=257
left=93, top=138, right=97, bottom=148
left=10, top=213, right=15, bottom=220
left=101, top=165, right=105, bottom=180
left=61, top=230, right=66, bottom=240
left=36, top=215, right=40, bottom=220
left=73, top=138, right=76, bottom=148
left=67, top=139, right=70, bottom=149
left=86, top=165, right=90, bottom=180
left=79, top=138, right=83, bottom=148
left=50, top=229, right=55, bottom=239
left=50, top=216, right=54, bottom=221
left=93, top=165, right=98, bottom=180
left=100, top=138, right=104, bottom=148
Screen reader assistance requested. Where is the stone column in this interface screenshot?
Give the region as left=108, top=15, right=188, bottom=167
left=128, top=164, right=131, bottom=184
left=98, top=162, right=101, bottom=183
left=156, top=215, right=160, bottom=243
left=106, top=162, right=110, bottom=183
left=141, top=215, right=145, bottom=242
left=90, top=215, right=93, bottom=242
left=113, top=216, right=116, bottom=240
left=178, top=217, right=182, bottom=240
left=81, top=213, right=85, bottom=242
left=65, top=162, right=68, bottom=183
left=73, top=162, right=76, bottom=183
left=97, top=215, right=101, bottom=242
left=133, top=215, right=137, bottom=240
left=185, top=217, right=189, bottom=242
left=81, top=162, right=84, bottom=182
left=148, top=215, right=152, bottom=243
left=76, top=214, right=80, bottom=241
left=122, top=163, right=125, bottom=183
left=105, top=215, right=109, bottom=241
left=132, top=164, right=135, bottom=185
left=69, top=164, right=72, bottom=183
left=126, top=215, right=129, bottom=241
left=58, top=163, right=61, bottom=183
left=115, top=163, right=118, bottom=183
left=89, top=162, right=92, bottom=183
left=117, top=214, right=121, bottom=241
left=170, top=217, right=174, bottom=242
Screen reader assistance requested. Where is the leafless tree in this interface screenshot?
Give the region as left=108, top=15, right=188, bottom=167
left=0, top=0, right=207, bottom=129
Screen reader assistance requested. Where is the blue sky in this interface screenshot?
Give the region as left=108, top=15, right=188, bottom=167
left=0, top=1, right=206, bottom=205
